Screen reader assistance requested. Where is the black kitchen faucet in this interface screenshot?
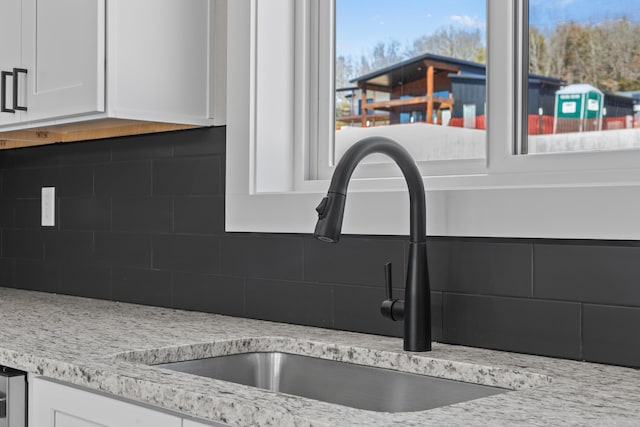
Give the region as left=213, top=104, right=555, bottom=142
left=314, top=137, right=431, bottom=352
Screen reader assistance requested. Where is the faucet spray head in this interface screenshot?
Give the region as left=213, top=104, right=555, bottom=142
left=313, top=192, right=346, bottom=243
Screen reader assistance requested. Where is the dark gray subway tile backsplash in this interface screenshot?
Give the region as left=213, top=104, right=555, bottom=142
left=13, top=259, right=57, bottom=293
left=44, top=231, right=94, bottom=263
left=111, top=267, right=173, bottom=308
left=245, top=278, right=333, bottom=328
left=220, top=235, right=304, bottom=280
left=303, top=235, right=405, bottom=287
left=447, top=240, right=533, bottom=297
left=583, top=304, right=640, bottom=367
left=152, top=234, right=221, bottom=274
left=2, top=228, right=45, bottom=259
left=111, top=197, right=173, bottom=233
left=172, top=272, right=245, bottom=317
left=0, top=258, right=14, bottom=285
left=153, top=157, right=223, bottom=196
left=534, top=244, right=640, bottom=307
left=1, top=127, right=639, bottom=368
left=94, top=161, right=152, bottom=197
left=0, top=200, right=13, bottom=227
left=95, top=232, right=152, bottom=269
left=2, top=168, right=46, bottom=197
left=443, top=293, right=582, bottom=359
left=13, top=199, right=42, bottom=229
left=60, top=198, right=111, bottom=231
left=173, top=196, right=225, bottom=235
left=53, top=165, right=94, bottom=197
left=59, top=263, right=111, bottom=300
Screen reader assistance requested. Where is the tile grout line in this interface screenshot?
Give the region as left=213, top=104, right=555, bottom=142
left=579, top=303, right=584, bottom=361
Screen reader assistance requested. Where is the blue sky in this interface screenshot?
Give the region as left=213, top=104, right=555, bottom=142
left=529, top=0, right=640, bottom=32
left=337, top=0, right=640, bottom=57
left=337, top=0, right=486, bottom=57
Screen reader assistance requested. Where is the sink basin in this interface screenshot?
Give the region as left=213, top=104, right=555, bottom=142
left=155, top=352, right=507, bottom=412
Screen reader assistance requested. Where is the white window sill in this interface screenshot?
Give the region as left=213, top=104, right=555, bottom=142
left=226, top=184, right=640, bottom=240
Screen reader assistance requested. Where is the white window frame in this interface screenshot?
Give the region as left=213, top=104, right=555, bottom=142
left=226, top=0, right=640, bottom=240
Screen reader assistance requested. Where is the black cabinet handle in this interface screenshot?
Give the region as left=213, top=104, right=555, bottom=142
left=1, top=71, right=15, bottom=113
left=13, top=68, right=27, bottom=111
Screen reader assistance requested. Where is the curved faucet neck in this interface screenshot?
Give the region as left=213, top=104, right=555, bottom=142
left=327, top=137, right=426, bottom=243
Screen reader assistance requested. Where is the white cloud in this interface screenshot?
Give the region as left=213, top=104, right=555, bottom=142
left=530, top=0, right=576, bottom=8
left=450, top=15, right=485, bottom=29
left=370, top=14, right=385, bottom=26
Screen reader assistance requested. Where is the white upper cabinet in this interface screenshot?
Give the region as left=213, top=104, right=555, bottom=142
left=108, top=0, right=211, bottom=124
left=0, top=0, right=23, bottom=126
left=0, top=0, right=225, bottom=149
left=21, top=0, right=105, bottom=122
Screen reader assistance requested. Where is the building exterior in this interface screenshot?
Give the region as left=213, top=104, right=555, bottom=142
left=339, top=53, right=488, bottom=128
left=338, top=52, right=637, bottom=134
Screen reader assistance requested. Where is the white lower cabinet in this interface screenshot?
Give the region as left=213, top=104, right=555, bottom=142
left=30, top=377, right=227, bottom=427
left=183, top=420, right=220, bottom=427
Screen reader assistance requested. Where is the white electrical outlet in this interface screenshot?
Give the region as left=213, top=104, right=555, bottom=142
left=41, top=187, right=55, bottom=227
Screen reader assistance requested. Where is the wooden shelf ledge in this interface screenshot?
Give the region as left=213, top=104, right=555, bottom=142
left=0, top=119, right=200, bottom=150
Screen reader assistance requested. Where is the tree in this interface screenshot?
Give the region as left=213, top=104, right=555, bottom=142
left=542, top=17, right=640, bottom=92
left=335, top=55, right=355, bottom=89
left=548, top=21, right=587, bottom=84
left=369, top=39, right=405, bottom=71
left=336, top=15, right=640, bottom=96
left=529, top=26, right=548, bottom=75
left=601, top=18, right=640, bottom=91
left=475, top=47, right=487, bottom=64
left=335, top=39, right=405, bottom=90
left=407, top=26, right=485, bottom=62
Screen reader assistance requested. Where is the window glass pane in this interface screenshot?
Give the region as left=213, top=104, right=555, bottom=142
left=526, top=1, right=640, bottom=154
left=334, top=0, right=487, bottom=167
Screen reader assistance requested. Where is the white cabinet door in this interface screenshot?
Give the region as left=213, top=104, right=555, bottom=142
left=108, top=0, right=211, bottom=123
left=30, top=378, right=182, bottom=427
left=20, top=0, right=105, bottom=122
left=0, top=0, right=23, bottom=126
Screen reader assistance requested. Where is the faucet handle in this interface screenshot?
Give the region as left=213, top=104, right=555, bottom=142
left=381, top=262, right=404, bottom=321
left=384, top=262, right=393, bottom=300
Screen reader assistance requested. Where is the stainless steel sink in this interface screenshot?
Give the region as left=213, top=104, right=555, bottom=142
left=155, top=352, right=507, bottom=412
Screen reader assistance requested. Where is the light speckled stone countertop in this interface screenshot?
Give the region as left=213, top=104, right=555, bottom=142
left=0, top=287, right=639, bottom=426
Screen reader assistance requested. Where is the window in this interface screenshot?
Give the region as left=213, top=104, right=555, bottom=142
left=226, top=0, right=640, bottom=239
left=321, top=0, right=488, bottom=180
left=523, top=0, right=640, bottom=155
left=331, top=0, right=487, bottom=177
